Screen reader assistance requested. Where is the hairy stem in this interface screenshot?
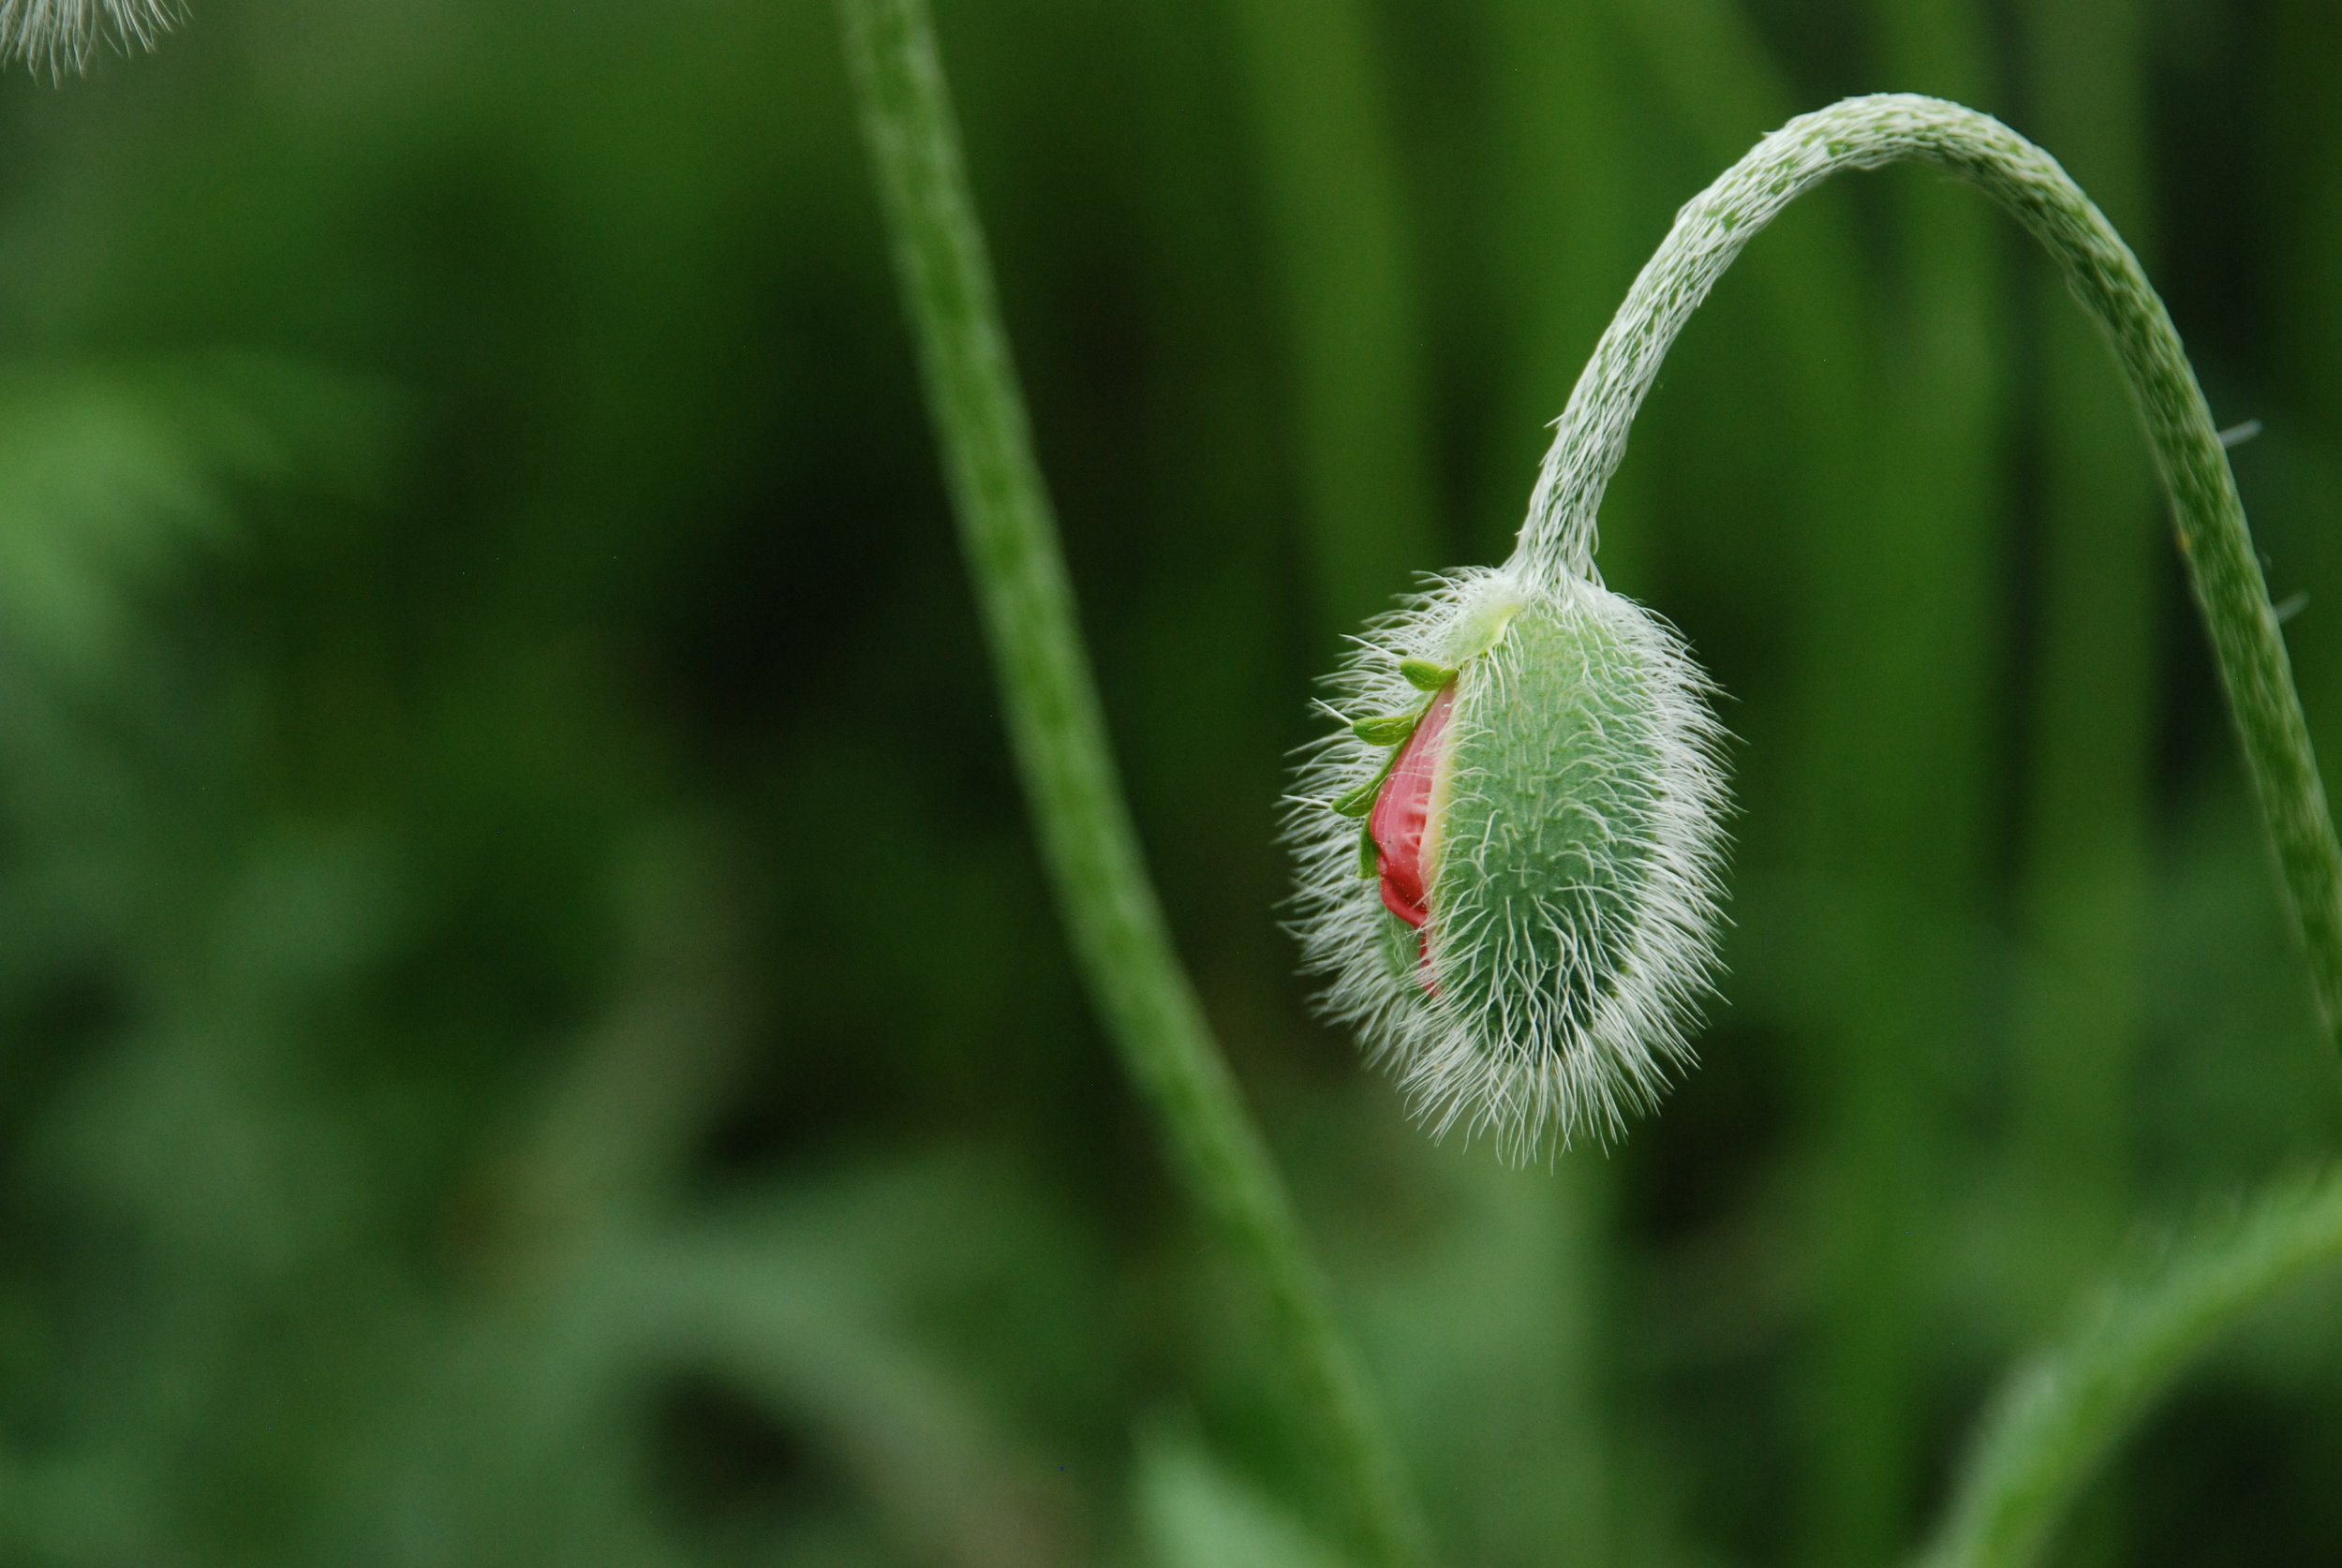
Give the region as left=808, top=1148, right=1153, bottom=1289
left=834, top=2, right=1428, bottom=1563
left=1518, top=93, right=2342, bottom=1047
left=1915, top=1167, right=2342, bottom=1568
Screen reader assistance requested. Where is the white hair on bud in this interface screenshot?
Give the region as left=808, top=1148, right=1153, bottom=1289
left=1, top=0, right=174, bottom=76
left=1285, top=564, right=1728, bottom=1157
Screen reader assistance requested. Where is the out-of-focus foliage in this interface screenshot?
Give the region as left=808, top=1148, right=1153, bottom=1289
left=0, top=0, right=2336, bottom=1564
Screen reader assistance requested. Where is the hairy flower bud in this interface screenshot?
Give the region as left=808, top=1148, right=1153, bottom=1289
left=1289, top=565, right=1727, bottom=1154
left=2, top=0, right=173, bottom=76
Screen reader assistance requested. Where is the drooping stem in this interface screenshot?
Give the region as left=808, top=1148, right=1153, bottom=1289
left=833, top=2, right=1430, bottom=1565
left=1915, top=1166, right=2342, bottom=1568
left=1518, top=93, right=2342, bottom=1047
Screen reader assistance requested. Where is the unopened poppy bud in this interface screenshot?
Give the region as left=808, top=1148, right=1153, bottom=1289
left=1289, top=565, right=1727, bottom=1154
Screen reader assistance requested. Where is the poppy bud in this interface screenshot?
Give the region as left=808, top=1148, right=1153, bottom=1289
left=1289, top=565, right=1728, bottom=1154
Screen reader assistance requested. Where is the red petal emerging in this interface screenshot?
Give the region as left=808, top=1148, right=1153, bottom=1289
left=1369, top=682, right=1456, bottom=929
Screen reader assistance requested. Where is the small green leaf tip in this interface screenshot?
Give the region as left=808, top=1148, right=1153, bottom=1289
left=1329, top=778, right=1380, bottom=818
left=1398, top=658, right=1456, bottom=691
left=1286, top=566, right=1730, bottom=1156
left=1351, top=713, right=1418, bottom=747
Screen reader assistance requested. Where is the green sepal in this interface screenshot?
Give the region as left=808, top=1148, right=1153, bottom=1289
left=1351, top=713, right=1417, bottom=747
left=1376, top=907, right=1420, bottom=982
left=1331, top=777, right=1380, bottom=818
left=1329, top=726, right=1410, bottom=818
left=1399, top=658, right=1457, bottom=692
left=1356, top=817, right=1380, bottom=878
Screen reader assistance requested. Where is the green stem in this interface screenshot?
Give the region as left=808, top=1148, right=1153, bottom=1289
left=833, top=3, right=1429, bottom=1564
left=1915, top=1166, right=2342, bottom=1568
left=1516, top=93, right=2342, bottom=1047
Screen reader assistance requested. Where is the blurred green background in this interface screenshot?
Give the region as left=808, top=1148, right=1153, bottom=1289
left=0, top=0, right=2338, bottom=1563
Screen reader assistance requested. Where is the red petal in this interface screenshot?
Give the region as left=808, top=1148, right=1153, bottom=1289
left=1369, top=682, right=1456, bottom=930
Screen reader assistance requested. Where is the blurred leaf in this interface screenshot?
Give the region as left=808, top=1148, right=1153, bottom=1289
left=0, top=351, right=398, bottom=681
left=620, top=1160, right=1090, bottom=1568
left=1134, top=1418, right=1356, bottom=1568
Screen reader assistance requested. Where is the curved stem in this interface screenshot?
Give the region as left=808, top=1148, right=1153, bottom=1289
left=1915, top=1165, right=2342, bottom=1568
left=834, top=3, right=1430, bottom=1565
left=1519, top=92, right=2342, bottom=1047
